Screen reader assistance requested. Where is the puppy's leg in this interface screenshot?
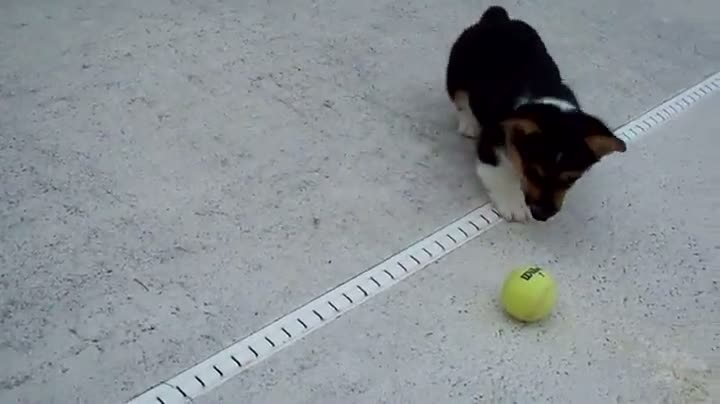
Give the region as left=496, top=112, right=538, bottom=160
left=453, top=91, right=481, bottom=139
left=475, top=158, right=531, bottom=222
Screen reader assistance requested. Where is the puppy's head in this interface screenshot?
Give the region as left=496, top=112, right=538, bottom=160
left=502, top=106, right=626, bottom=221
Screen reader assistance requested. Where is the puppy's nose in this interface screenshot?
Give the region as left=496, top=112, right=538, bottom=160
left=529, top=204, right=555, bottom=221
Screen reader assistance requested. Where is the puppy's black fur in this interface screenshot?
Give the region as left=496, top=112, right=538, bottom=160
left=447, top=6, right=578, bottom=126
left=446, top=6, right=626, bottom=221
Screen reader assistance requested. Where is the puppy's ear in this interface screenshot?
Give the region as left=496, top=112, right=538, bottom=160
left=580, top=114, right=627, bottom=157
left=499, top=118, right=539, bottom=174
left=501, top=117, right=540, bottom=141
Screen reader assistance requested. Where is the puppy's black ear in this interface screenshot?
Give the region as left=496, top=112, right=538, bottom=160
left=501, top=117, right=540, bottom=140
left=500, top=117, right=543, bottom=165
left=580, top=114, right=627, bottom=157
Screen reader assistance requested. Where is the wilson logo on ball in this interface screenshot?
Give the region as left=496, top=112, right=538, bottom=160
left=520, top=266, right=545, bottom=281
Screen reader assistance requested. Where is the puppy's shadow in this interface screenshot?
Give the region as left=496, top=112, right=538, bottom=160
left=381, top=86, right=487, bottom=201
left=417, top=91, right=487, bottom=193
left=506, top=174, right=624, bottom=258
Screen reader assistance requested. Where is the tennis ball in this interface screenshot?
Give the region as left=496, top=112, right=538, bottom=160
left=501, top=266, right=557, bottom=322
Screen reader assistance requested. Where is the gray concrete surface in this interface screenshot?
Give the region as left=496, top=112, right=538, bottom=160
left=0, top=0, right=718, bottom=402
left=201, top=93, right=720, bottom=403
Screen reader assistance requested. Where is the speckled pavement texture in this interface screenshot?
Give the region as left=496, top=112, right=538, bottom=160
left=200, top=91, right=720, bottom=404
left=0, top=0, right=719, bottom=403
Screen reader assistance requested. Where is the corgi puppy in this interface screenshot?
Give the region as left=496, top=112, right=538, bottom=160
left=446, top=6, right=626, bottom=221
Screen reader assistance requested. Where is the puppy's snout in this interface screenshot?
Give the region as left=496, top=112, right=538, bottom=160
left=525, top=194, right=558, bottom=221
left=528, top=204, right=556, bottom=221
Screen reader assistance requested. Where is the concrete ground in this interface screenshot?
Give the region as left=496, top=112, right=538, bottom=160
left=201, top=92, right=720, bottom=404
left=0, top=0, right=718, bottom=403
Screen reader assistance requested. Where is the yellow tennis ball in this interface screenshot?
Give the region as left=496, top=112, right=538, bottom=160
left=501, top=266, right=557, bottom=322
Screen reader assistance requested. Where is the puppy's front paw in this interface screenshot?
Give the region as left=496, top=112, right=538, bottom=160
left=456, top=109, right=481, bottom=139
left=475, top=159, right=531, bottom=222
left=458, top=116, right=480, bottom=139
left=489, top=192, right=532, bottom=222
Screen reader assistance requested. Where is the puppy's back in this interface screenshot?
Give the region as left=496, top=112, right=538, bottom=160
left=446, top=7, right=561, bottom=116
